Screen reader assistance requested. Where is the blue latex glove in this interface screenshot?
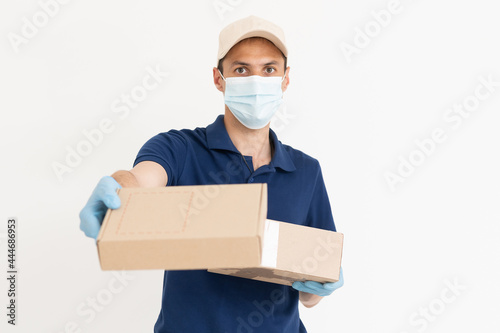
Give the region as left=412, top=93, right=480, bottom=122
left=292, top=267, right=344, bottom=297
left=79, top=176, right=122, bottom=240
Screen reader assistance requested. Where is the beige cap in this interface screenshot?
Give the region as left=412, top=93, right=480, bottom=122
left=217, top=15, right=288, bottom=64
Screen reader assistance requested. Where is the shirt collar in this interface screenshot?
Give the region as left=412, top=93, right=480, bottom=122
left=206, top=115, right=296, bottom=172
left=268, top=127, right=296, bottom=172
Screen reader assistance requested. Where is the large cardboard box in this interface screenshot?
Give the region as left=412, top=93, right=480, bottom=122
left=96, top=183, right=344, bottom=286
left=208, top=219, right=343, bottom=286
left=97, top=183, right=267, bottom=270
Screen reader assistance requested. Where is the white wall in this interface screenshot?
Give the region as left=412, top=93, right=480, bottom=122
left=1, top=0, right=499, bottom=332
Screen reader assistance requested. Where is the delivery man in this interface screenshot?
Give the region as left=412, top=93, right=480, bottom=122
left=80, top=15, right=344, bottom=332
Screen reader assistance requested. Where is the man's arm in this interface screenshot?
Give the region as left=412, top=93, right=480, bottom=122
left=299, top=292, right=323, bottom=308
left=111, top=161, right=168, bottom=188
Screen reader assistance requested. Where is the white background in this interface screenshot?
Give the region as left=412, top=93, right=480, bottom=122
left=1, top=0, right=499, bottom=332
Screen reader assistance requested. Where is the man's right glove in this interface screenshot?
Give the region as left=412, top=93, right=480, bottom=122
left=292, top=267, right=344, bottom=296
left=79, top=176, right=122, bottom=240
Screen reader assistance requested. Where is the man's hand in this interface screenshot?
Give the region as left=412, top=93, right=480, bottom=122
left=292, top=267, right=344, bottom=297
left=79, top=162, right=166, bottom=240
left=79, top=176, right=122, bottom=239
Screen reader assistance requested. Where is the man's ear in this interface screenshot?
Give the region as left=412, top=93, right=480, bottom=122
left=213, top=67, right=225, bottom=92
left=282, top=66, right=290, bottom=92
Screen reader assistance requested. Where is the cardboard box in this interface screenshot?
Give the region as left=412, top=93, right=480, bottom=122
left=208, top=219, right=343, bottom=286
left=96, top=183, right=343, bottom=286
left=97, top=183, right=267, bottom=270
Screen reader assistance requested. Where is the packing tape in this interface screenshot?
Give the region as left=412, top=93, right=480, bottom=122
left=261, top=219, right=280, bottom=268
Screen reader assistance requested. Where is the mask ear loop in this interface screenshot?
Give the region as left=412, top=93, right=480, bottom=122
left=280, top=73, right=287, bottom=99
left=218, top=70, right=226, bottom=81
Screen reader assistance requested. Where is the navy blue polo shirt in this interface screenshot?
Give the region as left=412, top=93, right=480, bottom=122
left=133, top=114, right=336, bottom=333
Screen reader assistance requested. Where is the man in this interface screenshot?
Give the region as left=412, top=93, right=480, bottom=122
left=80, top=15, right=343, bottom=332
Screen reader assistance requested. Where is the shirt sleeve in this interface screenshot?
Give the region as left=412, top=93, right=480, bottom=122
left=305, top=162, right=337, bottom=232
left=133, top=130, right=188, bottom=186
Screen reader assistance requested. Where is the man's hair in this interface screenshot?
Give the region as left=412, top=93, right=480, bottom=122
left=217, top=37, right=287, bottom=75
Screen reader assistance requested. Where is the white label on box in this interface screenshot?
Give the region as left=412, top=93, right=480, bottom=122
left=261, top=219, right=280, bottom=268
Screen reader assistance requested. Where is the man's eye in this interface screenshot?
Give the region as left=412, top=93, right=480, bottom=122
left=236, top=68, right=246, bottom=74
left=265, top=67, right=276, bottom=74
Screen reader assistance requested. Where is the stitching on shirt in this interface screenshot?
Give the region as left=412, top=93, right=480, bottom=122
left=175, top=132, right=189, bottom=183
left=115, top=191, right=194, bottom=235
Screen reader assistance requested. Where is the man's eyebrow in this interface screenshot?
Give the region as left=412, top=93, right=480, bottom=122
left=230, top=61, right=251, bottom=67
left=263, top=61, right=279, bottom=66
left=229, top=60, right=281, bottom=67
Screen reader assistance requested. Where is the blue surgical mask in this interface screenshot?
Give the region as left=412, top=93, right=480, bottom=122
left=220, top=71, right=285, bottom=129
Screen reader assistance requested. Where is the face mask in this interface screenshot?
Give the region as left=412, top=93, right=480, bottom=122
left=220, top=71, right=285, bottom=130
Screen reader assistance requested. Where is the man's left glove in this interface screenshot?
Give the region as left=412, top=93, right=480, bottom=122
left=79, top=176, right=122, bottom=240
left=292, top=267, right=344, bottom=297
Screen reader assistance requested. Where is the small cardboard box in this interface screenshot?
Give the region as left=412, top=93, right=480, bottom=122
left=208, top=219, right=343, bottom=286
left=96, top=183, right=267, bottom=270
left=96, top=183, right=343, bottom=286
